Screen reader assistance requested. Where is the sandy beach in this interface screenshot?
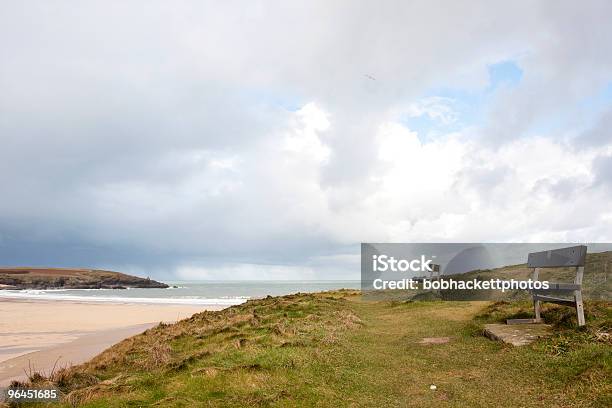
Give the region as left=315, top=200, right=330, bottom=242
left=0, top=299, right=220, bottom=386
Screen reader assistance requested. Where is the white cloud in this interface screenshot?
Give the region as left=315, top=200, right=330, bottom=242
left=1, top=1, right=612, bottom=279
left=176, top=263, right=318, bottom=281
left=404, top=97, right=459, bottom=125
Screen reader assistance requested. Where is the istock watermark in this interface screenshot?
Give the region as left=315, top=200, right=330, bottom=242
left=361, top=243, right=612, bottom=301
left=371, top=277, right=549, bottom=291
left=372, top=254, right=434, bottom=273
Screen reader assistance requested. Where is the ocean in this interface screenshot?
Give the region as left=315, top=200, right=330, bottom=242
left=0, top=280, right=360, bottom=306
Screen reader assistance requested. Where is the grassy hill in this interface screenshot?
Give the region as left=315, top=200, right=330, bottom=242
left=365, top=251, right=611, bottom=303
left=403, top=250, right=611, bottom=302
left=0, top=267, right=168, bottom=290
left=449, top=250, right=610, bottom=300
left=8, top=291, right=610, bottom=407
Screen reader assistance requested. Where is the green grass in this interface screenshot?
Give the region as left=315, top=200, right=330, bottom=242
left=8, top=292, right=611, bottom=407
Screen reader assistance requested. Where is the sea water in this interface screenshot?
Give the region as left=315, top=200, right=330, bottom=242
left=0, top=280, right=360, bottom=306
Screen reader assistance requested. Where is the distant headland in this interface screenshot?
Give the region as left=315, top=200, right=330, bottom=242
left=0, top=267, right=168, bottom=290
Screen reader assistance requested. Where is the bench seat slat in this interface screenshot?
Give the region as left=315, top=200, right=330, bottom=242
left=532, top=294, right=576, bottom=307
left=530, top=283, right=581, bottom=294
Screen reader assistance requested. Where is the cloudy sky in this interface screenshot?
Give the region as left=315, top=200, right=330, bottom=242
left=1, top=1, right=611, bottom=280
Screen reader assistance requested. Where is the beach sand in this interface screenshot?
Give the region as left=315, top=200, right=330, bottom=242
left=0, top=299, right=219, bottom=386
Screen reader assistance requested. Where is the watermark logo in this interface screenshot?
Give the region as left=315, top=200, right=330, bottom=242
left=372, top=254, right=434, bottom=273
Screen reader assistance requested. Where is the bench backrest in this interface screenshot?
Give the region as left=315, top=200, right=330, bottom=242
left=527, top=245, right=587, bottom=268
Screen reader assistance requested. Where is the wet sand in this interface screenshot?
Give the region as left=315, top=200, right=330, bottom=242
left=0, top=299, right=221, bottom=386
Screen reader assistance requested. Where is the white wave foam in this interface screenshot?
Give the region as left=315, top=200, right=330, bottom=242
left=0, top=290, right=248, bottom=306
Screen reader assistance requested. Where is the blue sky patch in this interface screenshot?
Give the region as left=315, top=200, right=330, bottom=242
left=488, top=60, right=523, bottom=90
left=400, top=60, right=524, bottom=139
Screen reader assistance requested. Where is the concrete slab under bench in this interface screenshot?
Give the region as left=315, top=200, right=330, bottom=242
left=484, top=323, right=552, bottom=346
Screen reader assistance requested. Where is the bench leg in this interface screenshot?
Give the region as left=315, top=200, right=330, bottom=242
left=532, top=267, right=542, bottom=323
left=574, top=267, right=585, bottom=327
left=574, top=291, right=585, bottom=327
left=533, top=298, right=542, bottom=323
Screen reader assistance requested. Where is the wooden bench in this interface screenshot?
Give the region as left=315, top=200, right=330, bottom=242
left=511, top=245, right=586, bottom=326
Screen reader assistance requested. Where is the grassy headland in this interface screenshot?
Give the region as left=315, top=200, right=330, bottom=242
left=8, top=291, right=610, bottom=407
left=0, top=268, right=167, bottom=290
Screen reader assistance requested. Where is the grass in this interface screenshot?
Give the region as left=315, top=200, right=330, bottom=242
left=5, top=291, right=611, bottom=407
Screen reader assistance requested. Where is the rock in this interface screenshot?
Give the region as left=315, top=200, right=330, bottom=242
left=484, top=323, right=552, bottom=346
left=419, top=337, right=450, bottom=345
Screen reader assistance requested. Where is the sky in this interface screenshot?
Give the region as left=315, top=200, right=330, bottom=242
left=1, top=1, right=612, bottom=280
